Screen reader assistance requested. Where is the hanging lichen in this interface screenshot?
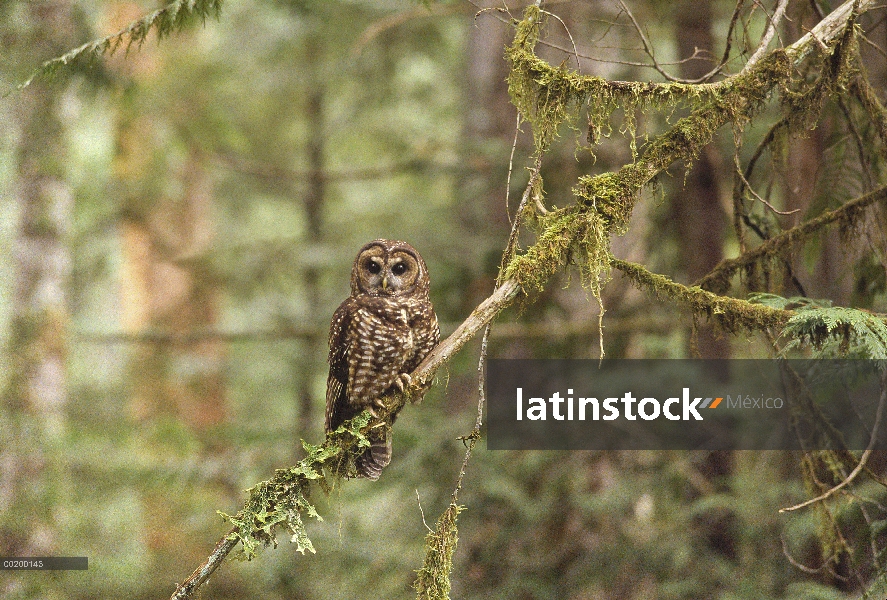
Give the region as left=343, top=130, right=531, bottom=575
left=413, top=502, right=464, bottom=600
left=505, top=5, right=725, bottom=157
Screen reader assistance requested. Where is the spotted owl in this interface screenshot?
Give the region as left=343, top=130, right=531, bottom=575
left=325, top=239, right=439, bottom=480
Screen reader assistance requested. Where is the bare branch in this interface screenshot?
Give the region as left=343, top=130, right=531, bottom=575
left=733, top=152, right=800, bottom=215
left=169, top=532, right=238, bottom=600
left=540, top=9, right=580, bottom=70
left=740, top=0, right=790, bottom=75
left=351, top=3, right=464, bottom=57
left=697, top=184, right=887, bottom=290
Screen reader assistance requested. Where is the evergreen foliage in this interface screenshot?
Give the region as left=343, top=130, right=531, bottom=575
left=15, top=0, right=223, bottom=92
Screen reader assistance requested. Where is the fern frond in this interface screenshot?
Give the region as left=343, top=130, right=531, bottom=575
left=782, top=306, right=887, bottom=358
left=14, top=0, right=223, bottom=92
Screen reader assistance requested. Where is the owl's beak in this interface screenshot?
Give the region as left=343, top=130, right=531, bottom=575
left=382, top=276, right=388, bottom=290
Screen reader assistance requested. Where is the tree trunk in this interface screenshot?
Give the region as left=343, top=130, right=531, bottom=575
left=1, top=0, right=76, bottom=561
left=672, top=0, right=729, bottom=358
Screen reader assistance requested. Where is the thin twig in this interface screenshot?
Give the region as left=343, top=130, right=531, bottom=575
left=502, top=154, right=544, bottom=270
left=781, top=534, right=835, bottom=574
left=169, top=531, right=238, bottom=600
left=505, top=111, right=522, bottom=225
left=448, top=150, right=543, bottom=503
left=780, top=367, right=887, bottom=513
left=351, top=4, right=463, bottom=57
left=416, top=489, right=433, bottom=532
left=615, top=0, right=731, bottom=83
left=540, top=9, right=580, bottom=69
left=734, top=153, right=800, bottom=215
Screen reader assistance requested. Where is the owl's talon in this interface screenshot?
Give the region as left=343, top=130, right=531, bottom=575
left=395, top=373, right=412, bottom=393
left=372, top=398, right=387, bottom=412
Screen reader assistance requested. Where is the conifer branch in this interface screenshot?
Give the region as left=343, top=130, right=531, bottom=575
left=15, top=0, right=223, bottom=92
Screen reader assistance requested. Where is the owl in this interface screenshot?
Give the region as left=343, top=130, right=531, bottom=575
left=325, top=239, right=439, bottom=480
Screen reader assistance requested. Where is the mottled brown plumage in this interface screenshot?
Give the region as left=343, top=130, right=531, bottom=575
left=325, top=239, right=439, bottom=479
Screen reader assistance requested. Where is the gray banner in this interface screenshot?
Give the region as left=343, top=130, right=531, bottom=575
left=486, top=359, right=886, bottom=450
left=0, top=557, right=88, bottom=570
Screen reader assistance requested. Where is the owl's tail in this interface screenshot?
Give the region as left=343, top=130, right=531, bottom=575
left=357, top=430, right=391, bottom=480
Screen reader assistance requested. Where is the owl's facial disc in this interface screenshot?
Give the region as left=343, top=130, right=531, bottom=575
left=351, top=240, right=426, bottom=297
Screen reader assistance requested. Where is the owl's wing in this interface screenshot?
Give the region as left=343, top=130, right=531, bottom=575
left=325, top=299, right=354, bottom=433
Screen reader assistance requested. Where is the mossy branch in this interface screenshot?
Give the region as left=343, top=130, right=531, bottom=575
left=697, top=184, right=887, bottom=294
left=611, top=258, right=792, bottom=333
left=503, top=0, right=875, bottom=296
left=15, top=0, right=223, bottom=92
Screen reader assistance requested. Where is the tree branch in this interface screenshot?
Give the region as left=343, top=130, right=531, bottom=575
left=13, top=0, right=223, bottom=93
left=780, top=367, right=887, bottom=513
left=168, top=274, right=522, bottom=600
left=696, top=184, right=887, bottom=292
left=740, top=0, right=791, bottom=75
left=412, top=279, right=521, bottom=388
left=611, top=258, right=792, bottom=332
left=169, top=532, right=239, bottom=600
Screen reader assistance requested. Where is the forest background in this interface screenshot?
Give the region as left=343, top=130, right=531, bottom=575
left=2, top=0, right=887, bottom=598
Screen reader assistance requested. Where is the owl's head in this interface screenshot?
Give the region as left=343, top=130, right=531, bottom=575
left=351, top=239, right=430, bottom=297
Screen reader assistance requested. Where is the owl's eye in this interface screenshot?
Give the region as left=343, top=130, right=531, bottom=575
left=391, top=262, right=408, bottom=276
left=366, top=260, right=382, bottom=274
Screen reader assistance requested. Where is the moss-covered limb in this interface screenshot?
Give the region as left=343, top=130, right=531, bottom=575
left=611, top=258, right=792, bottom=332
left=506, top=0, right=876, bottom=155
left=505, top=46, right=788, bottom=288
left=16, top=0, right=224, bottom=92
left=786, top=0, right=877, bottom=64
left=414, top=502, right=463, bottom=600
left=172, top=273, right=525, bottom=599
left=697, top=184, right=887, bottom=294
left=574, top=47, right=796, bottom=209
left=170, top=409, right=378, bottom=600
left=503, top=0, right=872, bottom=297
left=506, top=6, right=723, bottom=152
left=503, top=205, right=613, bottom=296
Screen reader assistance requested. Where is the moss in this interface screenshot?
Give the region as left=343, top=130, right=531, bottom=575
left=506, top=5, right=722, bottom=155
left=612, top=259, right=792, bottom=333
left=413, top=502, right=464, bottom=600
left=503, top=1, right=865, bottom=313
left=850, top=74, right=887, bottom=157
left=218, top=391, right=411, bottom=560
left=504, top=205, right=612, bottom=298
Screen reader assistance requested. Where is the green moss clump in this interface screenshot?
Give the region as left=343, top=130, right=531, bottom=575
left=505, top=204, right=612, bottom=298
